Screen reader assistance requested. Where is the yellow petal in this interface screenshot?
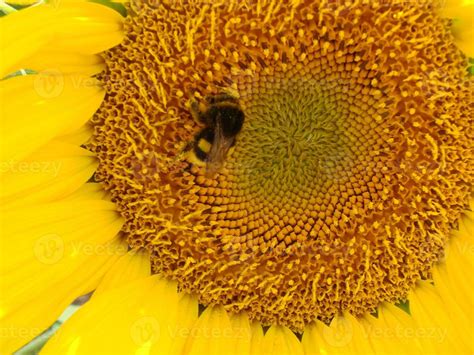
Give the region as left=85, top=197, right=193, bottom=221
left=45, top=4, right=124, bottom=55
left=0, top=192, right=125, bottom=354
left=438, top=0, right=474, bottom=56
left=339, top=312, right=376, bottom=354
left=426, top=205, right=474, bottom=352
left=42, top=276, right=199, bottom=355
left=249, top=322, right=265, bottom=355
left=409, top=281, right=468, bottom=353
left=93, top=249, right=152, bottom=295
left=0, top=2, right=124, bottom=78
left=260, top=325, right=303, bottom=355
left=440, top=234, right=473, bottom=304
left=362, top=304, right=423, bottom=354
left=451, top=5, right=474, bottom=57
left=228, top=312, right=252, bottom=355
left=176, top=308, right=251, bottom=355
left=0, top=239, right=124, bottom=353
left=0, top=6, right=52, bottom=78
left=57, top=123, right=94, bottom=146
left=0, top=199, right=123, bottom=272
left=438, top=0, right=474, bottom=17
left=43, top=277, right=156, bottom=355
left=62, top=182, right=110, bottom=202
left=184, top=305, right=237, bottom=355
left=160, top=293, right=200, bottom=355
left=303, top=313, right=374, bottom=355
left=0, top=141, right=97, bottom=206
left=301, top=320, right=325, bottom=355
left=0, top=73, right=104, bottom=163
left=16, top=50, right=105, bottom=76
left=432, top=265, right=472, bottom=346
left=439, top=0, right=464, bottom=17
left=396, top=205, right=474, bottom=354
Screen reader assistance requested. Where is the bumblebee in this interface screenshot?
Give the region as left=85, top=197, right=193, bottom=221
left=187, top=94, right=245, bottom=176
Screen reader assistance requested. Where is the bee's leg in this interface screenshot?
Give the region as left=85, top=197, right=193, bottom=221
left=205, top=93, right=238, bottom=105
left=168, top=140, right=191, bottom=165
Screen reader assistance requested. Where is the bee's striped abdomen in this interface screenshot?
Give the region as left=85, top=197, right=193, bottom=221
left=187, top=127, right=214, bottom=165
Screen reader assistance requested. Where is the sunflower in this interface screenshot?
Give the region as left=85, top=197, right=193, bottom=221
left=1, top=0, right=473, bottom=354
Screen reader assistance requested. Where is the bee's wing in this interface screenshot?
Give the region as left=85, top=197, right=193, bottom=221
left=206, top=118, right=234, bottom=177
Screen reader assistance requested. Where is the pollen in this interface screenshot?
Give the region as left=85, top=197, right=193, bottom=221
left=90, top=0, right=473, bottom=331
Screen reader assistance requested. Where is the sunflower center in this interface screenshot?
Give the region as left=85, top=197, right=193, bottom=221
left=90, top=0, right=473, bottom=331
left=238, top=76, right=353, bottom=194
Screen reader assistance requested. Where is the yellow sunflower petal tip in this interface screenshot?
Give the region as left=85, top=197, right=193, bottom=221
left=440, top=0, right=474, bottom=56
